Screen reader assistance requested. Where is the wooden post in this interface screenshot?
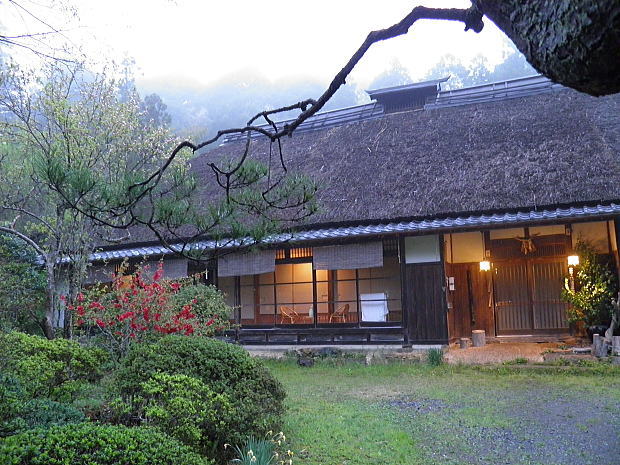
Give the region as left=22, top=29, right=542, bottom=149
left=592, top=334, right=601, bottom=357
left=612, top=336, right=620, bottom=356
left=592, top=334, right=609, bottom=357
left=472, top=330, right=486, bottom=347
left=459, top=338, right=470, bottom=349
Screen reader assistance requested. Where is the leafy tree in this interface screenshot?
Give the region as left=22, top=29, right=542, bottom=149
left=0, top=233, right=47, bottom=335
left=425, top=40, right=535, bottom=90
left=367, top=60, right=413, bottom=90
left=141, top=93, right=172, bottom=129
left=0, top=61, right=182, bottom=338
left=562, top=241, right=618, bottom=327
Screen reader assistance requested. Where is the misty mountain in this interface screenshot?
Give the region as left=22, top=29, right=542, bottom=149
left=137, top=44, right=535, bottom=144
left=138, top=73, right=362, bottom=142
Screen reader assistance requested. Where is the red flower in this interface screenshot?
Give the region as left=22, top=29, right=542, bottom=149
left=76, top=318, right=84, bottom=326
left=96, top=319, right=106, bottom=328
left=118, top=311, right=135, bottom=321
left=170, top=282, right=181, bottom=291
left=89, top=301, right=104, bottom=310
left=129, top=332, right=136, bottom=339
left=153, top=264, right=164, bottom=282
left=206, top=318, right=214, bottom=326
left=76, top=306, right=85, bottom=316
left=77, top=293, right=85, bottom=302
left=154, top=313, right=161, bottom=322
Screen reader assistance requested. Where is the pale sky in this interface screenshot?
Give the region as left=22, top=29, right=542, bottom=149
left=3, top=0, right=513, bottom=89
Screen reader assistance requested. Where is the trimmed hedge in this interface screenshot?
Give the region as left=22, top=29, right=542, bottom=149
left=0, top=332, right=107, bottom=401
left=0, top=374, right=85, bottom=437
left=0, top=423, right=212, bottom=465
left=115, top=336, right=285, bottom=448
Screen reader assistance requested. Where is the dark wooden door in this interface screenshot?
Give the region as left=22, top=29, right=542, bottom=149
left=405, top=263, right=448, bottom=343
left=493, top=259, right=568, bottom=334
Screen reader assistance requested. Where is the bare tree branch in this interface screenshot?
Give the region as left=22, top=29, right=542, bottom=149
left=0, top=225, right=46, bottom=259
left=131, top=3, right=484, bottom=194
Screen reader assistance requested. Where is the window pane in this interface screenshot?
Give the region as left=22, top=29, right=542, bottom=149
left=358, top=268, right=371, bottom=279
left=275, top=264, right=292, bottom=282
left=218, top=277, right=236, bottom=308
left=257, top=285, right=274, bottom=305
left=258, top=272, right=274, bottom=284
left=315, top=269, right=328, bottom=282
left=257, top=304, right=275, bottom=325
left=291, top=262, right=313, bottom=283
left=316, top=282, right=329, bottom=302
left=334, top=280, right=356, bottom=302
left=292, top=282, right=313, bottom=304
left=240, top=285, right=256, bottom=324
left=275, top=283, right=293, bottom=304
left=336, top=269, right=355, bottom=280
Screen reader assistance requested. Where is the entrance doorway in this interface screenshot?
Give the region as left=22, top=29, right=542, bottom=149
left=493, top=258, right=569, bottom=334
left=490, top=232, right=570, bottom=335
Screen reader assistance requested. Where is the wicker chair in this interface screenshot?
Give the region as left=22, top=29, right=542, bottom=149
left=279, top=306, right=300, bottom=324
left=329, top=303, right=350, bottom=323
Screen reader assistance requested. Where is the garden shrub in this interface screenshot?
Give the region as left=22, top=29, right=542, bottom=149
left=17, top=398, right=85, bottom=431
left=562, top=240, right=618, bottom=326
left=169, top=283, right=232, bottom=335
left=0, top=423, right=212, bottom=465
left=426, top=348, right=444, bottom=367
left=115, top=336, right=285, bottom=450
left=0, top=233, right=47, bottom=336
left=0, top=375, right=85, bottom=437
left=0, top=374, right=26, bottom=437
left=0, top=332, right=107, bottom=400
left=76, top=263, right=233, bottom=359
left=114, top=372, right=234, bottom=455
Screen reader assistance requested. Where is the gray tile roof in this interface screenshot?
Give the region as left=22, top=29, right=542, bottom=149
left=90, top=203, right=620, bottom=262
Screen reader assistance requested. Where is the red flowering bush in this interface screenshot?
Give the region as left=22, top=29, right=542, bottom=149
left=72, top=262, right=232, bottom=358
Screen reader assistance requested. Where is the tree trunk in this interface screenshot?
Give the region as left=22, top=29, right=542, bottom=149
left=479, top=0, right=620, bottom=96
left=43, top=260, right=56, bottom=340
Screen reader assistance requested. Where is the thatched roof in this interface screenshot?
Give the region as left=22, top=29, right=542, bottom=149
left=192, top=88, right=620, bottom=228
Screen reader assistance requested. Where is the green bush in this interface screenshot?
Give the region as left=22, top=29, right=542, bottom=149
left=169, top=283, right=233, bottom=335
left=426, top=348, right=444, bottom=367
left=0, top=233, right=47, bottom=336
left=0, top=423, right=212, bottom=465
left=0, top=374, right=26, bottom=437
left=561, top=240, right=618, bottom=326
left=115, top=336, right=285, bottom=451
left=0, top=374, right=85, bottom=437
left=18, top=398, right=85, bottom=431
left=0, top=332, right=108, bottom=400
left=114, top=372, right=234, bottom=455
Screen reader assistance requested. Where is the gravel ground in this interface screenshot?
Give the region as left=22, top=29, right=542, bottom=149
left=444, top=342, right=561, bottom=364
left=390, top=386, right=620, bottom=465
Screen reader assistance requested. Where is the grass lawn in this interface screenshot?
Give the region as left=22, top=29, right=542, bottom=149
left=267, top=360, right=620, bottom=465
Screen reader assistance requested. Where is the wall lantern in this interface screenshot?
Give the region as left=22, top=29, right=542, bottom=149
left=479, top=260, right=491, bottom=272
left=567, top=255, right=579, bottom=292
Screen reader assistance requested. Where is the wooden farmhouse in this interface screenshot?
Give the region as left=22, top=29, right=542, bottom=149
left=89, top=75, right=620, bottom=347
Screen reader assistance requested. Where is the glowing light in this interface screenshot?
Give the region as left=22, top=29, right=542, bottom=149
left=479, top=260, right=491, bottom=272
left=567, top=255, right=580, bottom=267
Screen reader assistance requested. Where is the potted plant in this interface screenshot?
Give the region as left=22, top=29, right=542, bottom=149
left=561, top=240, right=618, bottom=340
